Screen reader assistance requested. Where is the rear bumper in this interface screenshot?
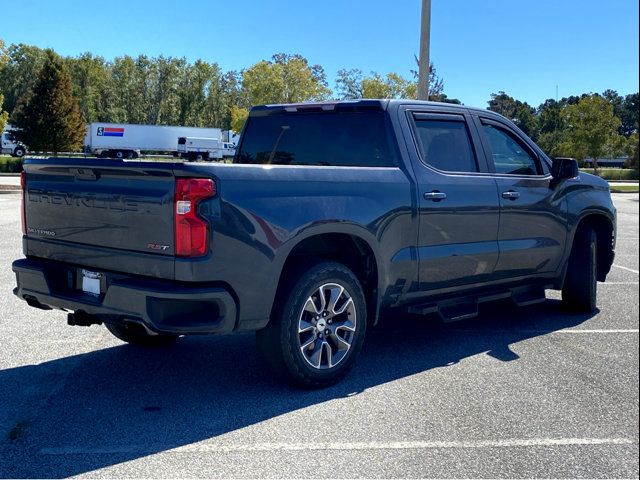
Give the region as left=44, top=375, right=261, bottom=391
left=12, top=258, right=237, bottom=335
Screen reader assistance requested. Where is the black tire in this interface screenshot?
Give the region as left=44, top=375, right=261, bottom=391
left=13, top=147, right=26, bottom=158
left=562, top=227, right=598, bottom=312
left=105, top=322, right=179, bottom=347
left=114, top=150, right=125, bottom=160
left=256, top=261, right=367, bottom=388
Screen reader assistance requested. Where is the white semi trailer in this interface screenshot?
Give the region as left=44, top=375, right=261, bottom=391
left=84, top=123, right=222, bottom=159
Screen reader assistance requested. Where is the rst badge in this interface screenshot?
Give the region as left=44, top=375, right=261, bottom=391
left=147, top=243, right=170, bottom=251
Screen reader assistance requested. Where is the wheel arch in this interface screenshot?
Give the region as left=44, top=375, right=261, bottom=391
left=569, top=211, right=615, bottom=282
left=270, top=229, right=383, bottom=327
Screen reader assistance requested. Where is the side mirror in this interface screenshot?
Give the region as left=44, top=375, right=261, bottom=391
left=551, top=157, right=579, bottom=180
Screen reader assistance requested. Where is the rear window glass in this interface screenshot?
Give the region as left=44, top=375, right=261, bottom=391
left=413, top=119, right=478, bottom=173
left=235, top=111, right=397, bottom=167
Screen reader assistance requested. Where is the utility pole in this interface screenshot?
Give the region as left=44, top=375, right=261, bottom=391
left=417, top=0, right=431, bottom=101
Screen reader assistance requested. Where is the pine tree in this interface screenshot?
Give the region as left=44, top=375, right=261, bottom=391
left=11, top=50, right=85, bottom=154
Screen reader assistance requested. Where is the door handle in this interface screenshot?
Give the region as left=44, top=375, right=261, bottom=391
left=424, top=191, right=447, bottom=202
left=502, top=190, right=520, bottom=200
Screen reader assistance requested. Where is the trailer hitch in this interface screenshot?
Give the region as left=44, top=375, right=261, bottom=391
left=67, top=311, right=103, bottom=327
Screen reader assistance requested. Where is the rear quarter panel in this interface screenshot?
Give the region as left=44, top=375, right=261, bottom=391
left=174, top=162, right=416, bottom=329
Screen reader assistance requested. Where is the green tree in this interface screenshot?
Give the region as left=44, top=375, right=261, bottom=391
left=488, top=91, right=539, bottom=139
left=230, top=106, right=249, bottom=133
left=559, top=94, right=625, bottom=170
left=409, top=58, right=445, bottom=101
left=361, top=72, right=417, bottom=99
left=335, top=68, right=364, bottom=99
left=108, top=55, right=144, bottom=123
left=67, top=52, right=111, bottom=122
left=625, top=133, right=639, bottom=169
left=537, top=99, right=564, bottom=134
left=241, top=60, right=284, bottom=105
left=336, top=60, right=456, bottom=102
left=148, top=56, right=185, bottom=125
left=11, top=51, right=85, bottom=154
left=177, top=60, right=212, bottom=126
left=241, top=54, right=331, bottom=106
left=0, top=43, right=48, bottom=115
left=0, top=91, right=7, bottom=134
left=620, top=93, right=639, bottom=137
left=205, top=69, right=242, bottom=130
left=0, top=38, right=8, bottom=133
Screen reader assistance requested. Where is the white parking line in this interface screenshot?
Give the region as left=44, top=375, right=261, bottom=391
left=450, top=329, right=639, bottom=335
left=40, top=437, right=635, bottom=455
left=553, top=329, right=639, bottom=333
left=613, top=264, right=639, bottom=274
left=599, top=281, right=639, bottom=285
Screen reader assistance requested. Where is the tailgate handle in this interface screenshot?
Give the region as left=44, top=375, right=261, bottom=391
left=73, top=168, right=99, bottom=181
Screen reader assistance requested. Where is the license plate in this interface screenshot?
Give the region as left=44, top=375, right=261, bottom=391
left=81, top=269, right=102, bottom=296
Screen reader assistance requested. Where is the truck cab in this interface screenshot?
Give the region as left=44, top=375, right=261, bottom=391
left=1, top=130, right=27, bottom=157
left=177, top=136, right=235, bottom=161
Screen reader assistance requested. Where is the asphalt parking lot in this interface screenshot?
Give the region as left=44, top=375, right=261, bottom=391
left=0, top=193, right=637, bottom=479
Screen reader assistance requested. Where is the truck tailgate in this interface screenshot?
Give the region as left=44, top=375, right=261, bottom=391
left=23, top=159, right=176, bottom=278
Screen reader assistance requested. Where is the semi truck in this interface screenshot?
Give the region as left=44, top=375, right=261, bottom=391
left=1, top=126, right=28, bottom=157
left=177, top=137, right=237, bottom=160
left=83, top=123, right=222, bottom=159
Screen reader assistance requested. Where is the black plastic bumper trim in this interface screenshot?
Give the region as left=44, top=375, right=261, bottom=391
left=12, top=258, right=238, bottom=335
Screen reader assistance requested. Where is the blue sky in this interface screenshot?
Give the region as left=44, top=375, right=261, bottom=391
left=2, top=0, right=638, bottom=107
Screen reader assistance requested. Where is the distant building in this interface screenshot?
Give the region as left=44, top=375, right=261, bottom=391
left=584, top=157, right=627, bottom=168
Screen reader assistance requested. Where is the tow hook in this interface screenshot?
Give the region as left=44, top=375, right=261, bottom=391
left=67, top=311, right=103, bottom=327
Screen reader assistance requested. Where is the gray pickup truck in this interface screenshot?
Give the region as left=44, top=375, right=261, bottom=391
left=13, top=100, right=616, bottom=387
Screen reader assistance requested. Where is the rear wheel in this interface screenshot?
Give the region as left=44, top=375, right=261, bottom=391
left=562, top=227, right=598, bottom=312
left=257, top=261, right=367, bottom=388
left=105, top=322, right=178, bottom=347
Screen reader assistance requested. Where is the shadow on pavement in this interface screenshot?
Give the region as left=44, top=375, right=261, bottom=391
left=0, top=299, right=597, bottom=477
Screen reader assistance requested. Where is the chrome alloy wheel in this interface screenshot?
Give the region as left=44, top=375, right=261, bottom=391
left=297, top=283, right=357, bottom=370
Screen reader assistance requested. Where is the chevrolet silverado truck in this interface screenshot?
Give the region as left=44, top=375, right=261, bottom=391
left=12, top=100, right=616, bottom=388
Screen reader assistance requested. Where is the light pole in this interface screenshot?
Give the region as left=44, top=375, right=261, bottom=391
left=417, top=0, right=431, bottom=101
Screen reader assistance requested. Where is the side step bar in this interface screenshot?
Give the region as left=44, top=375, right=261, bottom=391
left=407, top=285, right=550, bottom=323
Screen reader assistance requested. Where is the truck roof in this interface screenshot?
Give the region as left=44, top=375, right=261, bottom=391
left=250, top=99, right=510, bottom=125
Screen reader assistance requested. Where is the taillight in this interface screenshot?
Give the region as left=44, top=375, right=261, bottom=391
left=174, top=178, right=215, bottom=257
left=20, top=171, right=26, bottom=235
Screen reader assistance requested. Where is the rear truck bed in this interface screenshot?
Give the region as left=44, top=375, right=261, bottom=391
left=12, top=157, right=237, bottom=334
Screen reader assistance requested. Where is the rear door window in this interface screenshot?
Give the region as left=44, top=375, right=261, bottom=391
left=412, top=118, right=478, bottom=173
left=481, top=123, right=541, bottom=175
left=235, top=111, right=397, bottom=167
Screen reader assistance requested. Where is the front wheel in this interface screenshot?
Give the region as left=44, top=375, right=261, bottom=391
left=105, top=322, right=179, bottom=347
left=562, top=227, right=598, bottom=312
left=257, top=261, right=367, bottom=388
left=13, top=147, right=26, bottom=158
